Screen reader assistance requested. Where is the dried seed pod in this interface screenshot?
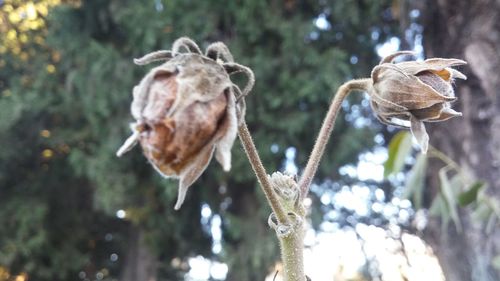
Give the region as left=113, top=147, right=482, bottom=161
left=369, top=51, right=467, bottom=153
left=117, top=38, right=254, bottom=209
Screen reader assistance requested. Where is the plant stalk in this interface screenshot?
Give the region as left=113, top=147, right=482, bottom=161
left=279, top=224, right=306, bottom=281
left=238, top=121, right=289, bottom=224
left=298, top=78, right=372, bottom=198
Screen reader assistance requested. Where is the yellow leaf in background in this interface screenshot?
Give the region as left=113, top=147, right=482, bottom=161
left=19, top=34, right=28, bottom=43
left=26, top=2, right=38, bottom=20
left=38, top=3, right=49, bottom=16
left=2, top=4, right=14, bottom=13
left=7, top=29, right=17, bottom=40
left=42, top=149, right=54, bottom=159
left=40, top=129, right=51, bottom=138
left=46, top=64, right=56, bottom=73
left=8, top=10, right=21, bottom=23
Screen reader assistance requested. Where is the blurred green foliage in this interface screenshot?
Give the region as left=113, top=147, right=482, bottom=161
left=0, top=0, right=400, bottom=280
left=385, top=132, right=499, bottom=236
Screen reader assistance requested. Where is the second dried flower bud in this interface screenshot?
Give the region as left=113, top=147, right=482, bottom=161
left=368, top=51, right=467, bottom=153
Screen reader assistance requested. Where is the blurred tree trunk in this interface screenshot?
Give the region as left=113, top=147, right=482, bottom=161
left=224, top=182, right=279, bottom=281
left=120, top=226, right=157, bottom=281
left=418, top=0, right=500, bottom=280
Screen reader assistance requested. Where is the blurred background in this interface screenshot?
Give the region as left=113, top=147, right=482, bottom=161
left=1, top=0, right=499, bottom=280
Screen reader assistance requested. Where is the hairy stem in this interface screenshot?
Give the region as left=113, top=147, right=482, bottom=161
left=238, top=121, right=289, bottom=224
left=299, top=78, right=372, bottom=198
left=279, top=225, right=305, bottom=281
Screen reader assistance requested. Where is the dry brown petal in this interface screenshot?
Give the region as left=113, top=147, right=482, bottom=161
left=410, top=115, right=429, bottom=153
left=214, top=91, right=238, bottom=171
left=430, top=68, right=452, bottom=81
left=379, top=51, right=416, bottom=64
left=370, top=100, right=411, bottom=128
left=409, top=103, right=444, bottom=121
left=427, top=107, right=462, bottom=122
left=372, top=67, right=454, bottom=110
left=140, top=89, right=228, bottom=176
left=396, top=58, right=466, bottom=76
left=416, top=71, right=455, bottom=98
left=176, top=141, right=216, bottom=210
left=131, top=55, right=233, bottom=122
left=448, top=68, right=467, bottom=80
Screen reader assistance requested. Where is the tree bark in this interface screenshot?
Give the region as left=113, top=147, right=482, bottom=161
left=120, top=226, right=158, bottom=281
left=223, top=180, right=280, bottom=281
left=418, top=0, right=500, bottom=280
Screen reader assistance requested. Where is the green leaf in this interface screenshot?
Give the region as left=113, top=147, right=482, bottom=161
left=471, top=203, right=493, bottom=221
left=486, top=212, right=497, bottom=234
left=439, top=166, right=462, bottom=232
left=458, top=181, right=485, bottom=207
left=429, top=194, right=451, bottom=233
left=429, top=194, right=444, bottom=216
left=384, top=131, right=413, bottom=178
left=403, top=153, right=427, bottom=209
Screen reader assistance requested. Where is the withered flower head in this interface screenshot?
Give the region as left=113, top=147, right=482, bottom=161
left=369, top=51, right=467, bottom=153
left=117, top=38, right=254, bottom=209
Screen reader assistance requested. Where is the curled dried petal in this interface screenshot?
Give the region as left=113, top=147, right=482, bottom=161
left=410, top=115, right=429, bottom=154
left=379, top=51, right=417, bottom=64
left=214, top=92, right=238, bottom=171
left=427, top=107, right=462, bottom=122
left=176, top=143, right=216, bottom=210
left=449, top=68, right=467, bottom=80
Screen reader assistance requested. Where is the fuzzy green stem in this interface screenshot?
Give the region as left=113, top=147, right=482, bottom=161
left=238, top=121, right=289, bottom=224
left=299, top=78, right=372, bottom=198
left=279, top=225, right=305, bottom=281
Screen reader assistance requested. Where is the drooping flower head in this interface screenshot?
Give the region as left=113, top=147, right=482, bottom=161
left=117, top=38, right=254, bottom=209
left=369, top=51, right=467, bottom=153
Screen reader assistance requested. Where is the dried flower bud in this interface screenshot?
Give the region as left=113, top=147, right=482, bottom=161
left=369, top=51, right=467, bottom=153
left=117, top=38, right=253, bottom=209
left=268, top=172, right=299, bottom=201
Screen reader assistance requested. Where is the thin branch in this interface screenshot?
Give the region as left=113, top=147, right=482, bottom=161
left=238, top=121, right=289, bottom=224
left=428, top=145, right=461, bottom=172
left=428, top=145, right=467, bottom=184
left=299, top=78, right=372, bottom=198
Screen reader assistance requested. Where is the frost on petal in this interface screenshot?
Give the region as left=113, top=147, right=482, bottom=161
left=410, top=115, right=429, bottom=154
left=175, top=144, right=215, bottom=210
left=215, top=92, right=238, bottom=172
